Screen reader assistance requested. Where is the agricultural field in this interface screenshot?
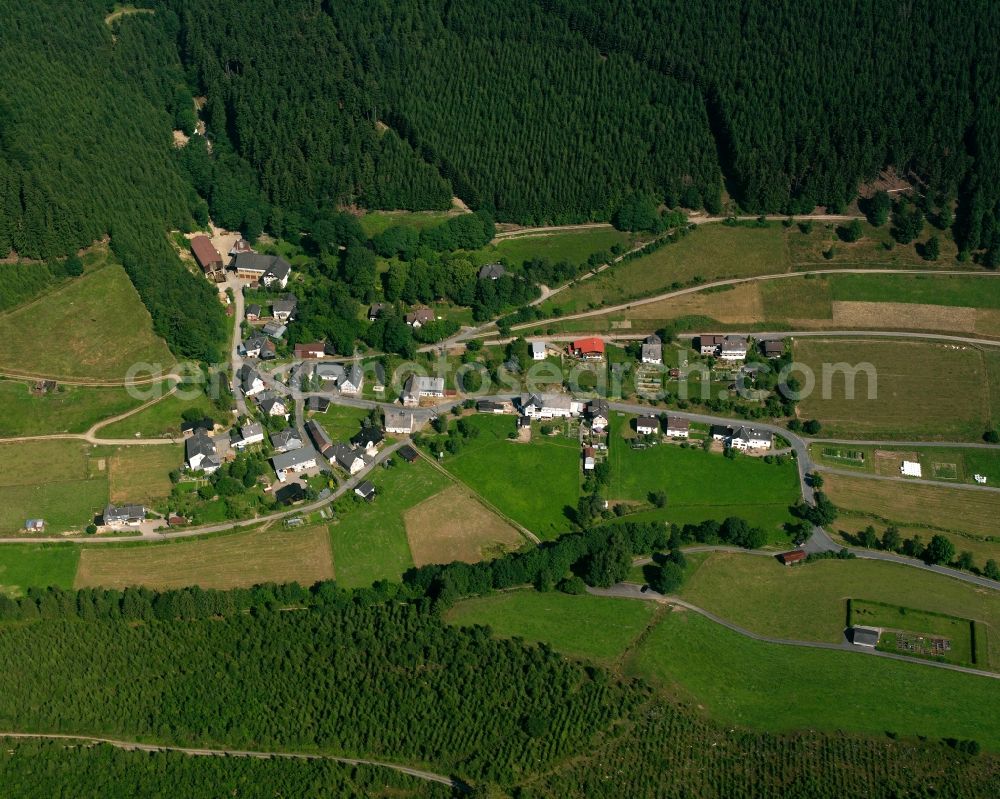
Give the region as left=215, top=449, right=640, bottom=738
left=328, top=457, right=451, bottom=588
left=445, top=591, right=657, bottom=665
left=0, top=380, right=144, bottom=437
left=0, top=440, right=108, bottom=534
left=821, top=472, right=1000, bottom=541
left=404, top=484, right=524, bottom=566
left=809, top=442, right=1000, bottom=486
left=830, top=514, right=1000, bottom=566
left=97, top=390, right=222, bottom=439
left=606, top=416, right=802, bottom=540
left=676, top=552, right=1000, bottom=667
left=0, top=545, right=80, bottom=596
left=440, top=415, right=581, bottom=538
left=794, top=338, right=995, bottom=440
left=0, top=261, right=174, bottom=380
left=627, top=609, right=1000, bottom=748
left=850, top=599, right=980, bottom=668
left=104, top=444, right=182, bottom=507
left=74, top=526, right=333, bottom=590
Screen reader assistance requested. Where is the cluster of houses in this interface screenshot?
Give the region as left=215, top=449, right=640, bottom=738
left=238, top=297, right=298, bottom=358
left=191, top=235, right=292, bottom=290
left=699, top=334, right=785, bottom=361
left=238, top=365, right=290, bottom=419
left=635, top=414, right=692, bottom=439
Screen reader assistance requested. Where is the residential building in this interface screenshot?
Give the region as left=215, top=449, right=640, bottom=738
left=477, top=399, right=506, bottom=414
left=275, top=483, right=306, bottom=506
left=271, top=428, right=304, bottom=453
left=294, top=341, right=326, bottom=360
left=351, top=427, right=384, bottom=454
left=180, top=418, right=214, bottom=437
left=516, top=415, right=531, bottom=429
left=779, top=549, right=807, bottom=566
left=229, top=239, right=253, bottom=257
left=478, top=262, right=506, bottom=280
left=103, top=504, right=146, bottom=527
left=233, top=421, right=265, bottom=450
left=246, top=303, right=262, bottom=321
left=582, top=446, right=596, bottom=471
left=339, top=363, right=364, bottom=394
left=231, top=252, right=291, bottom=288
left=186, top=431, right=220, bottom=473
left=636, top=415, right=660, bottom=436
left=315, top=363, right=346, bottom=384
left=256, top=392, right=289, bottom=419
left=588, top=399, right=610, bottom=431
left=271, top=296, right=297, bottom=322
left=332, top=443, right=367, bottom=475
left=262, top=321, right=286, bottom=339
left=405, top=307, right=435, bottom=328
left=850, top=626, right=881, bottom=648
left=641, top=333, right=662, bottom=365
left=530, top=341, right=547, bottom=360
left=191, top=236, right=223, bottom=275
left=271, top=447, right=319, bottom=482
left=719, top=335, right=748, bottom=361
left=712, top=425, right=772, bottom=450
left=402, top=374, right=445, bottom=406
left=372, top=362, right=386, bottom=393
left=570, top=336, right=605, bottom=359
left=305, top=420, right=336, bottom=461
left=354, top=480, right=376, bottom=501
left=368, top=303, right=386, bottom=321
left=385, top=410, right=415, bottom=434
left=699, top=334, right=724, bottom=356
left=520, top=392, right=583, bottom=419
left=261, top=258, right=291, bottom=289
left=307, top=396, right=331, bottom=413
left=239, top=333, right=267, bottom=359
left=762, top=339, right=785, bottom=358
left=664, top=416, right=690, bottom=438
left=238, top=365, right=266, bottom=397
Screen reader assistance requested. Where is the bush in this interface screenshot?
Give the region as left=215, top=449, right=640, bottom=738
left=983, top=429, right=999, bottom=444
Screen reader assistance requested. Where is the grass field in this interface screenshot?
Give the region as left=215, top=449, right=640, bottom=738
left=483, top=228, right=634, bottom=268
left=627, top=609, right=1000, bottom=749
left=0, top=380, right=143, bottom=437
left=851, top=599, right=978, bottom=667
left=829, top=273, right=1000, bottom=308
left=821, top=472, right=1000, bottom=541
left=0, top=440, right=108, bottom=533
left=677, top=552, right=1000, bottom=667
left=0, top=260, right=174, bottom=380
left=607, top=416, right=801, bottom=540
left=105, top=445, right=182, bottom=506
left=97, top=390, right=221, bottom=438
left=445, top=590, right=658, bottom=665
left=328, top=457, right=451, bottom=588
left=308, top=404, right=371, bottom=441
left=0, top=545, right=80, bottom=595
left=830, top=514, right=1000, bottom=565
left=74, top=526, right=333, bottom=590
left=441, top=415, right=581, bottom=538
left=404, top=484, right=524, bottom=566
left=794, top=338, right=995, bottom=440
left=810, top=442, right=1000, bottom=487
left=359, top=209, right=460, bottom=237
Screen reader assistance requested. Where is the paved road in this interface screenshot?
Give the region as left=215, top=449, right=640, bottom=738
left=0, top=732, right=463, bottom=790
left=587, top=584, right=1000, bottom=679
left=678, top=328, right=1000, bottom=349
left=228, top=277, right=248, bottom=415
left=817, top=464, right=1000, bottom=494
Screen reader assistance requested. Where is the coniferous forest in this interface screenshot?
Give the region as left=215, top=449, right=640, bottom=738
left=2, top=1, right=1000, bottom=360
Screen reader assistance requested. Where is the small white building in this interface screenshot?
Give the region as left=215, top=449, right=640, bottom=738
left=339, top=364, right=364, bottom=395
left=233, top=421, right=265, bottom=450
left=636, top=415, right=660, bottom=436
left=640, top=334, right=662, bottom=365
left=530, top=341, right=548, bottom=361
left=900, top=461, right=922, bottom=477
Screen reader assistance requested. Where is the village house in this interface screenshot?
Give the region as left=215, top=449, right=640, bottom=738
left=641, top=333, right=663, bottom=365
left=230, top=252, right=292, bottom=288
left=238, top=365, right=266, bottom=397
left=530, top=341, right=548, bottom=361
left=354, top=480, right=376, bottom=501
left=339, top=363, right=364, bottom=394
left=636, top=415, right=660, bottom=436
left=368, top=302, right=386, bottom=321
left=402, top=374, right=445, bottom=406
left=332, top=443, right=368, bottom=475
left=271, top=447, right=319, bottom=482
left=246, top=303, right=262, bottom=321
left=570, top=336, right=605, bottom=360
left=185, top=431, right=220, bottom=474
left=315, top=362, right=346, bottom=384
left=588, top=399, right=610, bottom=431
left=372, top=362, right=386, bottom=393
left=271, top=428, right=303, bottom=453
left=582, top=446, right=596, bottom=471
left=405, top=307, right=435, bottom=328
left=102, top=504, right=146, bottom=528
left=351, top=427, right=384, bottom=455
left=719, top=335, right=749, bottom=361
left=478, top=262, right=506, bottom=280
left=180, top=417, right=214, bottom=437
left=256, top=392, right=289, bottom=419
left=711, top=424, right=773, bottom=450
left=385, top=410, right=415, bottom=434
left=307, top=396, right=331, bottom=413
left=698, top=334, right=725, bottom=356
left=520, top=392, right=583, bottom=419
left=191, top=236, right=224, bottom=276
left=761, top=339, right=785, bottom=358
left=664, top=416, right=690, bottom=438
left=262, top=321, right=286, bottom=339
left=294, top=341, right=326, bottom=360
left=232, top=421, right=265, bottom=451
left=230, top=239, right=253, bottom=257
left=305, top=420, right=336, bottom=461
left=239, top=332, right=268, bottom=359
left=271, top=296, right=297, bottom=322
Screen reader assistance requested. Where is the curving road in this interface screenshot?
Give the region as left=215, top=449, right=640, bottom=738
left=0, top=732, right=464, bottom=790
left=587, top=584, right=1000, bottom=679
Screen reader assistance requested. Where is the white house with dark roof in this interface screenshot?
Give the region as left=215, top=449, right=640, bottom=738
left=636, top=415, right=660, bottom=436
left=233, top=421, right=265, bottom=450
left=520, top=393, right=582, bottom=419
left=719, top=335, right=748, bottom=361
left=231, top=252, right=291, bottom=288
left=238, top=365, right=266, bottom=397
left=271, top=296, right=297, bottom=322
left=256, top=392, right=289, bottom=419
left=185, top=431, right=220, bottom=474
left=402, top=374, right=445, bottom=406
left=712, top=424, right=772, bottom=450
left=332, top=443, right=367, bottom=475
left=102, top=504, right=146, bottom=527
left=315, top=363, right=346, bottom=384
left=640, top=334, right=662, bottom=365
left=270, top=428, right=303, bottom=453
left=354, top=480, right=376, bottom=501
left=340, top=363, right=364, bottom=394
left=271, top=447, right=319, bottom=482
left=478, top=262, right=506, bottom=280
left=664, top=416, right=690, bottom=438
left=588, top=399, right=610, bottom=431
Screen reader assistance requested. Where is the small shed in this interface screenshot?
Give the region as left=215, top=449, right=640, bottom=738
left=24, top=519, right=45, bottom=532
left=354, top=481, right=376, bottom=501
left=778, top=549, right=807, bottom=566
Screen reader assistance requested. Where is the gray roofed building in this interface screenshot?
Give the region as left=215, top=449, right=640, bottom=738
left=850, top=626, right=881, bottom=647
left=530, top=341, right=547, bottom=360
left=271, top=296, right=297, bottom=321
left=271, top=428, right=303, bottom=453
left=262, top=257, right=291, bottom=288
left=246, top=303, right=262, bottom=320
left=402, top=374, right=445, bottom=406
left=340, top=363, right=364, bottom=394
left=231, top=253, right=291, bottom=288
left=307, top=396, right=331, bottom=413
left=332, top=443, right=367, bottom=474
left=351, top=427, right=384, bottom=451
left=257, top=394, right=289, bottom=418
left=262, top=321, right=287, bottom=339
left=238, top=364, right=265, bottom=396
left=315, top=362, right=346, bottom=383
left=762, top=339, right=785, bottom=358
left=306, top=420, right=335, bottom=459
left=636, top=415, right=660, bottom=434
left=478, top=262, right=506, bottom=280
left=271, top=446, right=320, bottom=480
left=404, top=307, right=435, bottom=327
left=354, top=480, right=376, bottom=500
left=385, top=410, right=415, bottom=434
left=103, top=504, right=146, bottom=527
left=368, top=302, right=386, bottom=320
left=185, top=431, right=220, bottom=473
left=372, top=362, right=386, bottom=392
left=233, top=421, right=265, bottom=450
left=641, top=333, right=663, bottom=364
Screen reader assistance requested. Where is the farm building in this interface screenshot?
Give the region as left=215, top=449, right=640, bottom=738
left=191, top=236, right=223, bottom=275
left=405, top=308, right=435, bottom=328
left=778, top=549, right=807, bottom=566
left=850, top=626, right=881, bottom=648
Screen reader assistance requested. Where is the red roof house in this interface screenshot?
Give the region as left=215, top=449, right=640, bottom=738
left=778, top=549, right=807, bottom=566
left=294, top=341, right=326, bottom=360
left=191, top=236, right=223, bottom=273
left=571, top=337, right=605, bottom=359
